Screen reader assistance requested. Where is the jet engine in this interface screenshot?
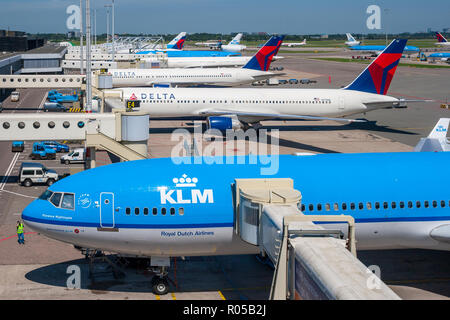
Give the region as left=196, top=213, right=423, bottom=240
left=206, top=115, right=243, bottom=131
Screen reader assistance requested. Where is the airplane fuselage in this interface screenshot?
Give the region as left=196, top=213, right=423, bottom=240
left=112, top=87, right=399, bottom=119
left=22, top=153, right=450, bottom=257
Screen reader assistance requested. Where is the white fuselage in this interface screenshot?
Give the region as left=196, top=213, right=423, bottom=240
left=221, top=44, right=247, bottom=52
left=346, top=41, right=361, bottom=46
left=435, top=42, right=450, bottom=47
left=113, top=87, right=399, bottom=119
left=109, top=68, right=277, bottom=87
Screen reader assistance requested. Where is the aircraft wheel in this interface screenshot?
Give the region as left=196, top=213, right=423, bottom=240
left=152, top=277, right=169, bottom=295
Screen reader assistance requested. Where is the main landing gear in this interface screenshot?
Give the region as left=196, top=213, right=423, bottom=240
left=150, top=266, right=170, bottom=295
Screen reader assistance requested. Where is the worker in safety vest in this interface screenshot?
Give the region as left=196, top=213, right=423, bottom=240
left=16, top=220, right=25, bottom=244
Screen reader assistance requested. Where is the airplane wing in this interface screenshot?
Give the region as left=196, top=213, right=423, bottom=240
left=198, top=109, right=365, bottom=123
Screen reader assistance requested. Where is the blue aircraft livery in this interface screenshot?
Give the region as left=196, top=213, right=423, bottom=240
left=22, top=152, right=450, bottom=258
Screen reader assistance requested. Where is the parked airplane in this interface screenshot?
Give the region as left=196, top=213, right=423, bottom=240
left=220, top=33, right=247, bottom=52
left=109, top=35, right=284, bottom=87
left=165, top=32, right=187, bottom=50
left=22, top=150, right=450, bottom=294
left=194, top=39, right=222, bottom=49
left=345, top=33, right=361, bottom=46
left=281, top=39, right=307, bottom=47
left=428, top=52, right=450, bottom=62
left=113, top=39, right=412, bottom=130
left=349, top=44, right=419, bottom=55
left=435, top=32, right=450, bottom=47
left=414, top=118, right=450, bottom=152
left=142, top=55, right=284, bottom=69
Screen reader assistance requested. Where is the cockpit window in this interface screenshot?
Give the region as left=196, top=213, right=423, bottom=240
left=50, top=192, right=62, bottom=207
left=61, top=193, right=75, bottom=210
left=39, top=190, right=53, bottom=200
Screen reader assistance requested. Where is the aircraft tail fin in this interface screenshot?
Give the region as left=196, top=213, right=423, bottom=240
left=344, top=39, right=407, bottom=95
left=436, top=32, right=448, bottom=43
left=167, top=32, right=187, bottom=50
left=229, top=33, right=243, bottom=45
left=243, top=35, right=284, bottom=71
left=414, top=118, right=450, bottom=152
left=346, top=33, right=356, bottom=42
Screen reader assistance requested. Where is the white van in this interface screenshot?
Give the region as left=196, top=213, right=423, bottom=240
left=11, top=91, right=20, bottom=102
left=61, top=148, right=86, bottom=165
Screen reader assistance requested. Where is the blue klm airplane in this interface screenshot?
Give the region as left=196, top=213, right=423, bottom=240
left=22, top=146, right=450, bottom=293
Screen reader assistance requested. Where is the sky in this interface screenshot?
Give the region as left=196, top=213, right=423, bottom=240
left=0, top=0, right=449, bottom=35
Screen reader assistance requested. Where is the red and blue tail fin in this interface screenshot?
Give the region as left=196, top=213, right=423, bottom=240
left=167, top=32, right=186, bottom=50
left=344, top=39, right=407, bottom=95
left=436, top=32, right=448, bottom=43
left=243, top=35, right=284, bottom=71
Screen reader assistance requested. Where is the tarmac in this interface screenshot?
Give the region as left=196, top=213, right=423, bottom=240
left=0, top=50, right=450, bottom=300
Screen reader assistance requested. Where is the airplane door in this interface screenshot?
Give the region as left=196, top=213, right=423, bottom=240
left=100, top=192, right=115, bottom=228
left=339, top=96, right=345, bottom=110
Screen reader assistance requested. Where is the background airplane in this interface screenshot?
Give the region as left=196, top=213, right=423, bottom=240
left=345, top=33, right=361, bottom=46
left=414, top=118, right=450, bottom=152
left=435, top=32, right=450, bottom=47
left=115, top=39, right=411, bottom=130
left=109, top=35, right=284, bottom=87
left=220, top=33, right=247, bottom=52
left=349, top=44, right=420, bottom=55
left=281, top=39, right=307, bottom=47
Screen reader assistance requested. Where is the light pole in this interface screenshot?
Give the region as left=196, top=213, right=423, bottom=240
left=85, top=0, right=92, bottom=112
left=384, top=8, right=389, bottom=46
left=79, top=0, right=84, bottom=75
left=111, top=0, right=115, bottom=62
left=105, top=4, right=111, bottom=47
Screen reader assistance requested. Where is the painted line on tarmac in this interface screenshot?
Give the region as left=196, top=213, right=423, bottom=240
left=0, top=189, right=38, bottom=199
left=0, top=232, right=37, bottom=243
left=218, top=291, right=226, bottom=300
left=171, top=292, right=176, bottom=300
left=0, top=152, right=20, bottom=191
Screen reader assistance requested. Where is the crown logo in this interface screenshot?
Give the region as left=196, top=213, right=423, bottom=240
left=173, top=174, right=198, bottom=187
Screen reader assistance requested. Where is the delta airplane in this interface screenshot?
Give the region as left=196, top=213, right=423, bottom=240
left=281, top=39, right=307, bottom=47
left=435, top=32, right=450, bottom=47
left=220, top=33, right=247, bottom=52
left=109, top=36, right=284, bottom=87
left=22, top=148, right=450, bottom=294
left=345, top=33, right=361, bottom=46
left=113, top=39, right=414, bottom=130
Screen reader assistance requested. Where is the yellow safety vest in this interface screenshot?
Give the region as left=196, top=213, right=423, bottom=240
left=17, top=224, right=24, bottom=234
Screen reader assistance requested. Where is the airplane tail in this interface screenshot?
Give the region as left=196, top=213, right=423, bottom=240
left=167, top=32, right=187, bottom=50
left=229, top=33, right=243, bottom=45
left=436, top=32, right=448, bottom=43
left=243, top=35, right=284, bottom=71
left=346, top=33, right=356, bottom=42
left=302, top=39, right=306, bottom=44
left=414, top=118, right=450, bottom=152
left=344, top=39, right=407, bottom=95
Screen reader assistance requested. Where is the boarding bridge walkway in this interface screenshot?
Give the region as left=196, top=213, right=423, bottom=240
left=234, top=178, right=401, bottom=300
left=64, top=52, right=167, bottom=61
left=0, top=75, right=85, bottom=89
left=0, top=111, right=148, bottom=164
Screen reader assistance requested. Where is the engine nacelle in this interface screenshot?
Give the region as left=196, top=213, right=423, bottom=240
left=206, top=116, right=242, bottom=131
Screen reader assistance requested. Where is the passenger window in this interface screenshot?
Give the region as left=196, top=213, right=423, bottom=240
left=408, top=201, right=413, bottom=208
left=441, top=200, right=446, bottom=208
left=126, top=207, right=131, bottom=215
left=416, top=201, right=421, bottom=208
left=179, top=208, right=184, bottom=215
left=161, top=208, right=167, bottom=215
left=301, top=204, right=305, bottom=212
left=317, top=204, right=322, bottom=211
left=350, top=203, right=355, bottom=210
left=400, top=201, right=405, bottom=209
left=50, top=192, right=62, bottom=207
left=383, top=202, right=388, bottom=209
left=61, top=193, right=75, bottom=210
left=366, top=202, right=372, bottom=210
left=375, top=202, right=380, bottom=209
left=359, top=203, right=364, bottom=210
left=170, top=208, right=175, bottom=215
left=325, top=203, right=331, bottom=211
left=333, top=203, right=339, bottom=211
left=341, top=203, right=347, bottom=211
left=35, top=170, right=43, bottom=176
left=432, top=201, right=437, bottom=208
left=309, top=204, right=314, bottom=211
left=135, top=208, right=139, bottom=215
left=144, top=208, right=149, bottom=215
left=424, top=201, right=429, bottom=208
left=22, top=170, right=34, bottom=176
left=152, top=208, right=157, bottom=215
left=391, top=202, right=396, bottom=209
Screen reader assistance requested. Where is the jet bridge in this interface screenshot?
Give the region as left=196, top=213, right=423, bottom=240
left=0, top=110, right=149, bottom=165
left=233, top=178, right=401, bottom=300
